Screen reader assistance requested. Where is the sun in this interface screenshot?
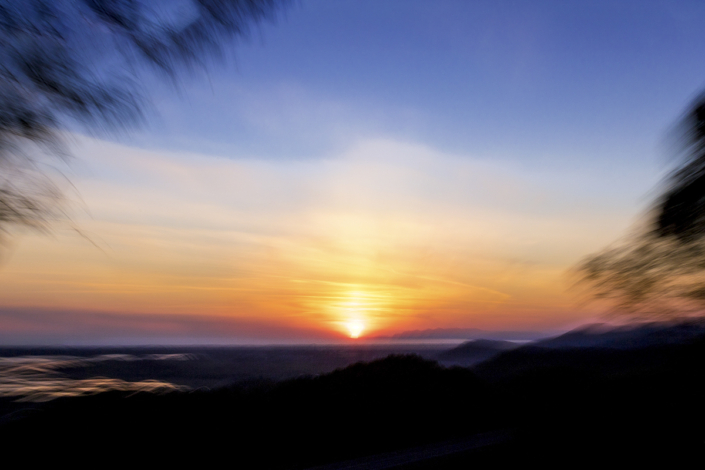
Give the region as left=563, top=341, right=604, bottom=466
left=346, top=320, right=365, bottom=339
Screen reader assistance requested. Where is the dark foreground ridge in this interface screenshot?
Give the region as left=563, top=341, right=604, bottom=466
left=306, top=431, right=512, bottom=470
left=2, top=326, right=705, bottom=467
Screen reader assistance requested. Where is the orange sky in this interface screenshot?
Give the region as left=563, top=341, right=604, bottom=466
left=0, top=137, right=630, bottom=343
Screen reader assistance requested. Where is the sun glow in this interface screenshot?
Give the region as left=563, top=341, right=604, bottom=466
left=346, top=320, right=365, bottom=339
left=332, top=291, right=378, bottom=339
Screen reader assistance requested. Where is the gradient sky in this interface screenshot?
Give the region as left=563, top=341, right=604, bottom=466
left=2, top=0, right=705, bottom=344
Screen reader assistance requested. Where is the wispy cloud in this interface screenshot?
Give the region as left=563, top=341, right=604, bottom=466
left=0, top=136, right=633, bottom=340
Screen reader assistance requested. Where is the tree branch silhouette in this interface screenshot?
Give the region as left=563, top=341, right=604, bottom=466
left=0, top=0, right=286, bottom=236
left=578, top=93, right=705, bottom=315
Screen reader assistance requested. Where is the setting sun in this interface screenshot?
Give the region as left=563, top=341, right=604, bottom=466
left=346, top=321, right=365, bottom=339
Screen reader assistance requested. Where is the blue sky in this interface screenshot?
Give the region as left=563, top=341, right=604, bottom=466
left=135, top=0, right=705, bottom=165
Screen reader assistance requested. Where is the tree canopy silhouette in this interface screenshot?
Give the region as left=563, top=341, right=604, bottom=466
left=578, top=93, right=705, bottom=315
left=0, top=0, right=285, bottom=236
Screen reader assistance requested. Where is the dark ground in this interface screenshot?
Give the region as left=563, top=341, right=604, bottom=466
left=1, top=325, right=704, bottom=467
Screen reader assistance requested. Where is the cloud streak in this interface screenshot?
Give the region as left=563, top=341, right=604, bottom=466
left=0, top=136, right=636, bottom=341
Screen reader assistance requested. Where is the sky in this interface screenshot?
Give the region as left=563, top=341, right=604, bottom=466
left=2, top=0, right=705, bottom=344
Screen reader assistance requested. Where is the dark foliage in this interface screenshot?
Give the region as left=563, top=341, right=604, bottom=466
left=656, top=94, right=705, bottom=241
left=0, top=0, right=285, bottom=235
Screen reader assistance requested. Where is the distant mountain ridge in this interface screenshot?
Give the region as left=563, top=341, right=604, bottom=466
left=532, top=320, right=705, bottom=350
left=375, top=328, right=549, bottom=341
left=435, top=320, right=705, bottom=368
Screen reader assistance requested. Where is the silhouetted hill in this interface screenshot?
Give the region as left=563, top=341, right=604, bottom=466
left=436, top=339, right=519, bottom=367
left=463, top=325, right=705, bottom=466
left=0, top=355, right=503, bottom=467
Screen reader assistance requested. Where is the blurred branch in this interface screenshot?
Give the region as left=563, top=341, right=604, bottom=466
left=655, top=93, right=705, bottom=241
left=577, top=233, right=705, bottom=316
left=0, top=0, right=286, bottom=237
left=577, top=93, right=705, bottom=315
